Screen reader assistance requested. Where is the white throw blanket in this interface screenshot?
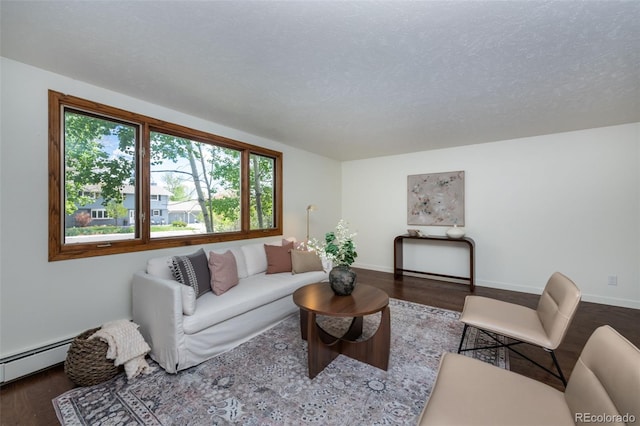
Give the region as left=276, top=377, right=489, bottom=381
left=91, top=320, right=151, bottom=380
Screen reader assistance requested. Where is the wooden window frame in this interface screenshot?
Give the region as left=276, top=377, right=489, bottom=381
left=49, top=90, right=283, bottom=261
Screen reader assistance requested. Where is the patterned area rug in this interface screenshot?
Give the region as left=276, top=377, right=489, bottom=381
left=53, top=299, right=508, bottom=425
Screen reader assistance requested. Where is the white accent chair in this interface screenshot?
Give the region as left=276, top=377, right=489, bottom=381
left=458, top=272, right=581, bottom=386
left=418, top=325, right=640, bottom=425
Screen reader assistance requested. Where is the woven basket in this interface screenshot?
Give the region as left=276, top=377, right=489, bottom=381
left=64, top=327, right=121, bottom=386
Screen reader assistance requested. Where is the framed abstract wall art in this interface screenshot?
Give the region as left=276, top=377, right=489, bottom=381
left=407, top=171, right=465, bottom=226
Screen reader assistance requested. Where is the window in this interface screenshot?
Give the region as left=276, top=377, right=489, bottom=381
left=249, top=153, right=275, bottom=230
left=90, top=209, right=111, bottom=219
left=150, top=130, right=242, bottom=236
left=49, top=91, right=282, bottom=261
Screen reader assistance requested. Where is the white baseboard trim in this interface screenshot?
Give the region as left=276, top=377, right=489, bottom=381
left=0, top=340, right=71, bottom=384
left=353, top=263, right=640, bottom=310
left=475, top=279, right=640, bottom=309
left=579, top=294, right=640, bottom=310
left=475, top=279, right=542, bottom=295
left=352, top=263, right=391, bottom=273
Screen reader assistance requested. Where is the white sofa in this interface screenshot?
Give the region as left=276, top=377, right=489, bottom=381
left=132, top=240, right=328, bottom=373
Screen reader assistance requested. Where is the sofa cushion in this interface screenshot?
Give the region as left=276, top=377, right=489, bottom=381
left=241, top=243, right=269, bottom=276
left=208, top=250, right=240, bottom=295
left=291, top=249, right=324, bottom=274
left=228, top=247, right=249, bottom=279
left=182, top=270, right=328, bottom=335
left=179, top=286, right=197, bottom=316
left=171, top=249, right=211, bottom=298
left=147, top=255, right=175, bottom=280
left=147, top=255, right=196, bottom=315
left=265, top=241, right=293, bottom=274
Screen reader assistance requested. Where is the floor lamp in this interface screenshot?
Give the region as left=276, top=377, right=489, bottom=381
left=306, top=204, right=317, bottom=242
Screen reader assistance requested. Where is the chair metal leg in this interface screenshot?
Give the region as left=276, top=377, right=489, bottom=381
left=457, top=324, right=468, bottom=354
left=459, top=326, right=568, bottom=387
left=547, top=348, right=567, bottom=387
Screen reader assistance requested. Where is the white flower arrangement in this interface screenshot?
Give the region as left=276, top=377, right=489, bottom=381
left=308, top=219, right=358, bottom=267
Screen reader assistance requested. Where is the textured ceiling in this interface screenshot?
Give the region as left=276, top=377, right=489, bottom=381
left=2, top=1, right=639, bottom=161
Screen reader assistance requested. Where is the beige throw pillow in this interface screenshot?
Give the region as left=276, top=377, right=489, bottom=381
left=291, top=249, right=324, bottom=274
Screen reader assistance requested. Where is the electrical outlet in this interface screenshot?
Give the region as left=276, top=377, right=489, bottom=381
left=607, top=275, right=618, bottom=286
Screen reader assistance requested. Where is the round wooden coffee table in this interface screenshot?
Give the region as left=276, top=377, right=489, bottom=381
left=293, top=283, right=390, bottom=379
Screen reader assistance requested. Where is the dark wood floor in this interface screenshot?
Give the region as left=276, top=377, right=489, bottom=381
left=2, top=269, right=639, bottom=425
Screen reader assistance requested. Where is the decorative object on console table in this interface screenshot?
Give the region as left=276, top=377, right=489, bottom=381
left=446, top=224, right=465, bottom=239
left=407, top=228, right=423, bottom=237
left=309, top=219, right=358, bottom=295
left=407, top=171, right=465, bottom=226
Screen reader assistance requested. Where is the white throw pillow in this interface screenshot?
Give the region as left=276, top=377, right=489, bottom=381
left=146, top=255, right=196, bottom=316
left=241, top=243, right=269, bottom=276
left=146, top=256, right=174, bottom=280
left=180, top=286, right=196, bottom=316
left=229, top=247, right=249, bottom=279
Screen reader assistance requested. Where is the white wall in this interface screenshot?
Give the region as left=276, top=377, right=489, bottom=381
left=1, top=56, right=637, bottom=367
left=0, top=58, right=342, bottom=359
left=343, top=123, right=640, bottom=309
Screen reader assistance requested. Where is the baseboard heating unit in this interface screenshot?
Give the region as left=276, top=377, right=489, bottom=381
left=0, top=339, right=72, bottom=384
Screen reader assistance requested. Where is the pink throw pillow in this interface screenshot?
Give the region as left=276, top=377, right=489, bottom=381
left=265, top=241, right=293, bottom=274
left=282, top=238, right=305, bottom=250
left=208, top=250, right=239, bottom=295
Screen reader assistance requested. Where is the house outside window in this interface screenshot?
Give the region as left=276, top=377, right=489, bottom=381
left=80, top=191, right=99, bottom=198
left=67, top=184, right=170, bottom=228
